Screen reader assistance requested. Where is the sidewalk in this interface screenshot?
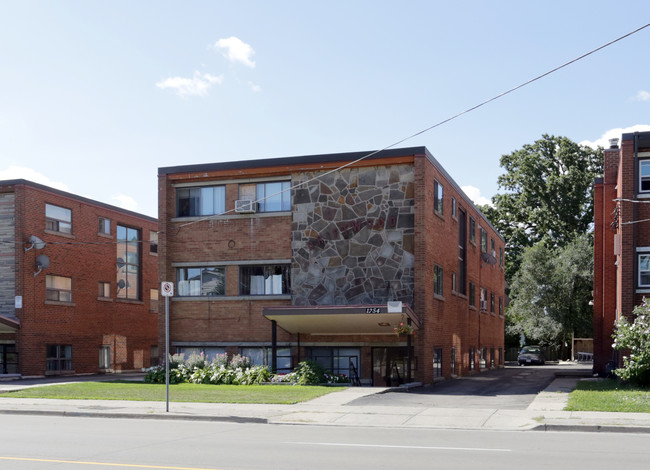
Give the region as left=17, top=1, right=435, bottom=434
left=1, top=371, right=649, bottom=433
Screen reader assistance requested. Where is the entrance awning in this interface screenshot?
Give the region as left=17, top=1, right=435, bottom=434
left=0, top=315, right=19, bottom=333
left=262, top=303, right=420, bottom=335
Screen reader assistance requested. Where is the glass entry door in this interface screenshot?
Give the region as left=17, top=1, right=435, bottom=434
left=372, top=347, right=414, bottom=387
left=0, top=344, right=18, bottom=374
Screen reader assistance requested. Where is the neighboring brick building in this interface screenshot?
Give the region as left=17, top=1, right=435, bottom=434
left=594, top=131, right=650, bottom=375
left=158, top=147, right=505, bottom=385
left=0, top=180, right=159, bottom=377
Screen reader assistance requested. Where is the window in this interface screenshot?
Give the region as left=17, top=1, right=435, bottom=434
left=490, top=292, right=495, bottom=313
left=46, top=345, right=72, bottom=372
left=451, top=197, right=457, bottom=218
left=98, top=217, right=110, bottom=235
left=479, top=287, right=487, bottom=311
left=433, top=264, right=444, bottom=296
left=450, top=347, right=456, bottom=376
left=46, top=275, right=72, bottom=302
left=490, top=348, right=495, bottom=368
left=98, top=282, right=110, bottom=298
left=99, top=346, right=111, bottom=369
left=480, top=348, right=487, bottom=369
left=176, top=185, right=226, bottom=217
left=239, top=265, right=290, bottom=295
left=117, top=225, right=141, bottom=300
left=433, top=348, right=443, bottom=378
left=480, top=227, right=488, bottom=253
left=640, top=254, right=650, bottom=287
left=433, top=180, right=443, bottom=214
left=150, top=288, right=159, bottom=313
left=150, top=346, right=159, bottom=367
left=149, top=231, right=158, bottom=254
left=469, top=347, right=475, bottom=370
left=177, top=267, right=225, bottom=296
left=240, top=181, right=291, bottom=212
left=640, top=160, right=650, bottom=192
left=469, top=282, right=476, bottom=307
left=241, top=347, right=292, bottom=373
left=451, top=272, right=457, bottom=293
left=457, top=209, right=467, bottom=295
left=469, top=217, right=476, bottom=243
left=490, top=238, right=496, bottom=257
left=499, top=247, right=503, bottom=267
left=46, top=204, right=72, bottom=234
left=499, top=296, right=504, bottom=316
left=307, top=347, right=360, bottom=378
left=176, top=347, right=225, bottom=361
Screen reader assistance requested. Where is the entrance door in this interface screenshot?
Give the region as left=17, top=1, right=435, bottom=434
left=0, top=344, right=18, bottom=374
left=372, top=347, right=413, bottom=386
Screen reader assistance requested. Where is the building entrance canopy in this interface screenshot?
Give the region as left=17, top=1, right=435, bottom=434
left=0, top=315, right=19, bottom=333
left=262, top=303, right=420, bottom=335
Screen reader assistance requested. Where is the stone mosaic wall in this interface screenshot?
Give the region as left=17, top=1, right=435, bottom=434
left=291, top=165, right=415, bottom=306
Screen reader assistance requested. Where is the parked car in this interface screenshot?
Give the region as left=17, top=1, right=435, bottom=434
left=517, top=345, right=545, bottom=365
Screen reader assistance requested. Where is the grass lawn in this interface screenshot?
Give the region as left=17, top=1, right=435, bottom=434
left=566, top=379, right=650, bottom=413
left=0, top=381, right=342, bottom=404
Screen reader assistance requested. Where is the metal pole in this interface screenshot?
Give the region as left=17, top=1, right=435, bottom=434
left=165, top=295, right=170, bottom=412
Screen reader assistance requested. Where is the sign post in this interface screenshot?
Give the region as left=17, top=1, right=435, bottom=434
left=161, top=282, right=174, bottom=412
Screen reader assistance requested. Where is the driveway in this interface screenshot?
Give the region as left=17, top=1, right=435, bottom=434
left=349, top=364, right=590, bottom=410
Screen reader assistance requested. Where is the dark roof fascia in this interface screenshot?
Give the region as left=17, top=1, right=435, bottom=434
left=0, top=314, right=20, bottom=329
left=421, top=148, right=504, bottom=242
left=0, top=179, right=157, bottom=224
left=622, top=131, right=650, bottom=148
left=158, top=147, right=427, bottom=176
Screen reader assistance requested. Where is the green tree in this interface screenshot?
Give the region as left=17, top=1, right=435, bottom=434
left=613, top=299, right=650, bottom=386
left=506, top=236, right=593, bottom=357
left=480, top=134, right=603, bottom=282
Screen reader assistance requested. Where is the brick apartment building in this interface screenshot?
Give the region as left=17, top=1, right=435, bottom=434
left=158, top=147, right=505, bottom=385
left=0, top=180, right=159, bottom=377
left=594, top=131, right=650, bottom=375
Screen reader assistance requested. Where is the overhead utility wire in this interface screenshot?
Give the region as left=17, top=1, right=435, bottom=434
left=179, top=22, right=650, bottom=229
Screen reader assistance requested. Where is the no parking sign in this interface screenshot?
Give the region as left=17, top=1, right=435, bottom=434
left=161, top=282, right=174, bottom=297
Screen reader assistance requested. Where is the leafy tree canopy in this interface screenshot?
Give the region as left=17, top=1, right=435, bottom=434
left=480, top=134, right=603, bottom=281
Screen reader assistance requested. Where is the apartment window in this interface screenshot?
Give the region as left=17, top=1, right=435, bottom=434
left=433, top=348, right=443, bottom=378
left=457, top=208, right=467, bottom=295
left=490, top=292, right=495, bottom=313
left=451, top=347, right=456, bottom=376
left=480, top=227, right=488, bottom=253
left=307, top=347, right=360, bottom=378
left=150, top=346, right=159, bottom=367
left=480, top=348, right=487, bottom=369
left=45, top=204, right=72, bottom=234
left=241, top=347, right=292, bottom=373
left=469, top=217, right=476, bottom=243
left=499, top=247, right=503, bottom=267
left=150, top=288, right=159, bottom=313
left=469, top=347, right=475, bottom=370
left=639, top=253, right=650, bottom=287
left=239, top=265, right=290, bottom=295
left=433, top=264, right=444, bottom=296
left=451, top=197, right=457, bottom=218
left=239, top=181, right=291, bottom=212
left=499, top=296, right=504, bottom=316
left=490, top=348, right=495, bottom=368
left=46, top=275, right=72, bottom=302
left=640, top=160, right=650, bottom=192
left=150, top=231, right=158, bottom=254
left=176, top=347, right=225, bottom=361
left=480, top=287, right=488, bottom=311
left=98, top=217, right=110, bottom=235
left=433, top=180, right=443, bottom=214
left=176, top=185, right=226, bottom=217
left=116, top=225, right=141, bottom=300
left=490, top=238, right=496, bottom=257
left=469, top=282, right=476, bottom=308
left=46, top=344, right=72, bottom=372
left=99, top=346, right=111, bottom=369
left=98, top=282, right=110, bottom=298
left=177, top=267, right=225, bottom=296
left=451, top=272, right=457, bottom=293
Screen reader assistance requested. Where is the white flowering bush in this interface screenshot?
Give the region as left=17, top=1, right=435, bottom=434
left=613, top=298, right=650, bottom=386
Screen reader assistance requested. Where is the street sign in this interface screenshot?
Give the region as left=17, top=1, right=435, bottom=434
left=161, top=282, right=174, bottom=297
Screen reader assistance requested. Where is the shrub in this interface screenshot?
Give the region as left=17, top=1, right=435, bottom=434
left=613, top=298, right=650, bottom=386
left=229, top=354, right=251, bottom=370
left=291, top=360, right=327, bottom=385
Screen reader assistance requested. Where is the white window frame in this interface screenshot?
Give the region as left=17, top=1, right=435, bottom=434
left=638, top=251, right=650, bottom=287
left=639, top=160, right=650, bottom=193
left=46, top=203, right=72, bottom=234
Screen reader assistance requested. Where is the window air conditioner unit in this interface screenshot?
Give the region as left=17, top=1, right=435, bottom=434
left=480, top=300, right=488, bottom=311
left=235, top=199, right=257, bottom=213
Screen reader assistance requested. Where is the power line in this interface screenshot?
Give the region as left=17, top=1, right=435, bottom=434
left=178, top=22, right=650, bottom=228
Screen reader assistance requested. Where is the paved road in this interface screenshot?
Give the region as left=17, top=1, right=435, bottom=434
left=349, top=365, right=571, bottom=409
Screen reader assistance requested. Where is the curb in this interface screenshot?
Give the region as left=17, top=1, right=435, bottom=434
left=531, top=423, right=650, bottom=433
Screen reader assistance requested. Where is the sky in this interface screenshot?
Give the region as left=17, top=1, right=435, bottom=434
left=1, top=1, right=650, bottom=218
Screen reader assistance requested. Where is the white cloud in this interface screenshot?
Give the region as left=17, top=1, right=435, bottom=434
left=0, top=166, right=69, bottom=191
left=580, top=124, right=650, bottom=149
left=461, top=185, right=493, bottom=206
left=248, top=81, right=261, bottom=92
left=156, top=71, right=224, bottom=97
left=112, top=194, right=139, bottom=212
left=213, top=37, right=256, bottom=68
left=634, top=90, right=650, bottom=102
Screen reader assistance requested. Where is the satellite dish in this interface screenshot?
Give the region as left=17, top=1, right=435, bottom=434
left=117, top=258, right=125, bottom=271
left=34, top=254, right=50, bottom=276
left=481, top=252, right=497, bottom=265
left=117, top=279, right=126, bottom=289
left=25, top=235, right=46, bottom=252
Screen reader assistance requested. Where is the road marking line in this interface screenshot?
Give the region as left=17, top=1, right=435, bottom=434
left=0, top=456, right=222, bottom=469
left=287, top=442, right=512, bottom=452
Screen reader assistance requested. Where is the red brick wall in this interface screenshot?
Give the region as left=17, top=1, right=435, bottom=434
left=10, top=182, right=158, bottom=376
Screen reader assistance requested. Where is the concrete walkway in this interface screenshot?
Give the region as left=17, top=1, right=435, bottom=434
left=1, top=368, right=649, bottom=433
